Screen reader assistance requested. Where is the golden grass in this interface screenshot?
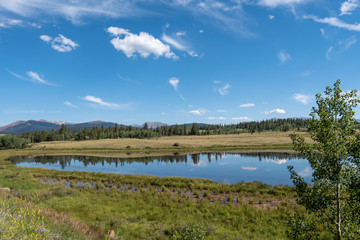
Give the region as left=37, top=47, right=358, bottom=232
left=31, top=132, right=311, bottom=150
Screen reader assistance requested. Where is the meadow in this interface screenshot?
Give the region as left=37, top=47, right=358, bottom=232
left=0, top=132, right=331, bottom=239
left=31, top=132, right=311, bottom=150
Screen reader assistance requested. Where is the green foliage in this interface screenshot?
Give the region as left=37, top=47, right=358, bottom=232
left=168, top=223, right=206, bottom=240
left=0, top=135, right=29, bottom=150
left=15, top=118, right=313, bottom=144
left=288, top=80, right=360, bottom=239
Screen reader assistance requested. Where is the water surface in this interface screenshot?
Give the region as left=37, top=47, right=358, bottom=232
left=9, top=152, right=312, bottom=185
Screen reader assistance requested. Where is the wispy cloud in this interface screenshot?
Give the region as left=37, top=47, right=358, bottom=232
left=40, top=34, right=79, bottom=52
left=340, top=0, right=359, bottom=16
left=264, top=108, right=286, bottom=114
left=0, top=0, right=141, bottom=24
left=292, top=93, right=313, bottom=105
left=80, top=95, right=129, bottom=109
left=162, top=34, right=187, bottom=51
left=169, top=77, right=180, bottom=91
left=176, top=31, right=186, bottom=36
left=0, top=17, right=22, bottom=28
left=258, top=0, right=307, bottom=7
left=64, top=101, right=77, bottom=108
left=214, top=81, right=231, bottom=96
left=164, top=0, right=255, bottom=37
left=107, top=27, right=177, bottom=59
left=217, top=109, right=228, bottom=113
left=208, top=117, right=226, bottom=120
left=277, top=50, right=291, bottom=64
left=189, top=108, right=207, bottom=115
left=231, top=117, right=252, bottom=121
left=27, top=71, right=54, bottom=86
left=239, top=103, right=255, bottom=108
left=241, top=166, right=257, bottom=171
left=304, top=15, right=360, bottom=32
left=326, top=35, right=357, bottom=59
left=8, top=69, right=54, bottom=86
left=269, top=14, right=275, bottom=20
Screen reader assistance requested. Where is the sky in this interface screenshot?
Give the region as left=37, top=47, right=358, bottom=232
left=1, top=0, right=360, bottom=126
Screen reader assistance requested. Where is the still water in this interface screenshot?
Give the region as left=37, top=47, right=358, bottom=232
left=9, top=152, right=312, bottom=185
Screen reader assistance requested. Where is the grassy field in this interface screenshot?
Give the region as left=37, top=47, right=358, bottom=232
left=31, top=131, right=311, bottom=150
left=0, top=132, right=325, bottom=239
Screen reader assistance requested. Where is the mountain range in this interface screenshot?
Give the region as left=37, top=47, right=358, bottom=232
left=0, top=120, right=169, bottom=134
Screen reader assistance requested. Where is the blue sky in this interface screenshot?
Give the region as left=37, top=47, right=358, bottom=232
left=1, top=0, right=360, bottom=126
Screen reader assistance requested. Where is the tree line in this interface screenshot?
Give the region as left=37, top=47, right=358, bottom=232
left=16, top=118, right=311, bottom=143
left=1, top=118, right=358, bottom=148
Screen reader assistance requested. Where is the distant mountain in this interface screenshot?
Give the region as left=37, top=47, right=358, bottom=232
left=144, top=122, right=167, bottom=129
left=1, top=120, right=61, bottom=134
left=0, top=120, right=118, bottom=134
left=0, top=120, right=25, bottom=132
left=130, top=122, right=167, bottom=129
left=68, top=121, right=117, bottom=132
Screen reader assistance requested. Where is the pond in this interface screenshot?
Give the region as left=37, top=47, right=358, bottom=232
left=9, top=152, right=312, bottom=185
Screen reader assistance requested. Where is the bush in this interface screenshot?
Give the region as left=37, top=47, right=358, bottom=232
left=173, top=142, right=180, bottom=147
left=167, top=223, right=206, bottom=240
left=0, top=135, right=29, bottom=150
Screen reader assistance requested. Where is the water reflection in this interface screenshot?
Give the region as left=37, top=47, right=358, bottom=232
left=8, top=152, right=310, bottom=185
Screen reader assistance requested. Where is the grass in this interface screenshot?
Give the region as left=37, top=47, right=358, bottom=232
left=31, top=132, right=311, bottom=150
left=0, top=132, right=312, bottom=239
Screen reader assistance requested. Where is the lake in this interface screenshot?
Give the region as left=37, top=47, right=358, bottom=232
left=9, top=152, right=312, bottom=185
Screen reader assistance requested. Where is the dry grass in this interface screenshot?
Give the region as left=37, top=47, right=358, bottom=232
left=32, top=132, right=311, bottom=150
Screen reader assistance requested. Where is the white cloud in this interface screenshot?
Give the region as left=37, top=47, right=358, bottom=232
left=40, top=34, right=79, bottom=52
left=64, top=101, right=77, bottom=108
left=0, top=17, right=23, bottom=28
left=169, top=77, right=180, bottom=91
left=326, top=46, right=334, bottom=59
left=218, top=84, right=231, bottom=96
left=264, top=108, right=286, bottom=114
left=162, top=34, right=187, bottom=51
left=176, top=31, right=186, bottom=36
left=214, top=81, right=230, bottom=96
left=81, top=95, right=127, bottom=109
left=107, top=27, right=177, bottom=59
left=305, top=15, right=360, bottom=32
left=340, top=0, right=359, bottom=16
left=0, top=0, right=139, bottom=24
left=299, top=167, right=312, bottom=177
left=326, top=35, right=357, bottom=59
left=189, top=108, right=207, bottom=115
left=40, top=35, right=52, bottom=42
left=292, top=93, right=313, bottom=105
left=26, top=71, right=54, bottom=86
left=187, top=50, right=201, bottom=57
left=107, top=26, right=131, bottom=36
left=208, top=117, right=226, bottom=120
left=199, top=29, right=204, bottom=33
left=277, top=50, right=291, bottom=63
left=269, top=14, right=275, bottom=20
left=239, top=103, right=255, bottom=108
left=258, top=0, right=307, bottom=7
left=232, top=117, right=252, bottom=121
left=241, top=166, right=257, bottom=171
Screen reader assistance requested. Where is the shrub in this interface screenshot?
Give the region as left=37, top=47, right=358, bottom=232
left=167, top=223, right=206, bottom=240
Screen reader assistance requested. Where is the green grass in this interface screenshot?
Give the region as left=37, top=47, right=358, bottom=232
left=0, top=148, right=300, bottom=239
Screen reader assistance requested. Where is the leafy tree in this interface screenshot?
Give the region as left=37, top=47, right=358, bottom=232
left=190, top=123, right=199, bottom=135
left=288, top=80, right=360, bottom=239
